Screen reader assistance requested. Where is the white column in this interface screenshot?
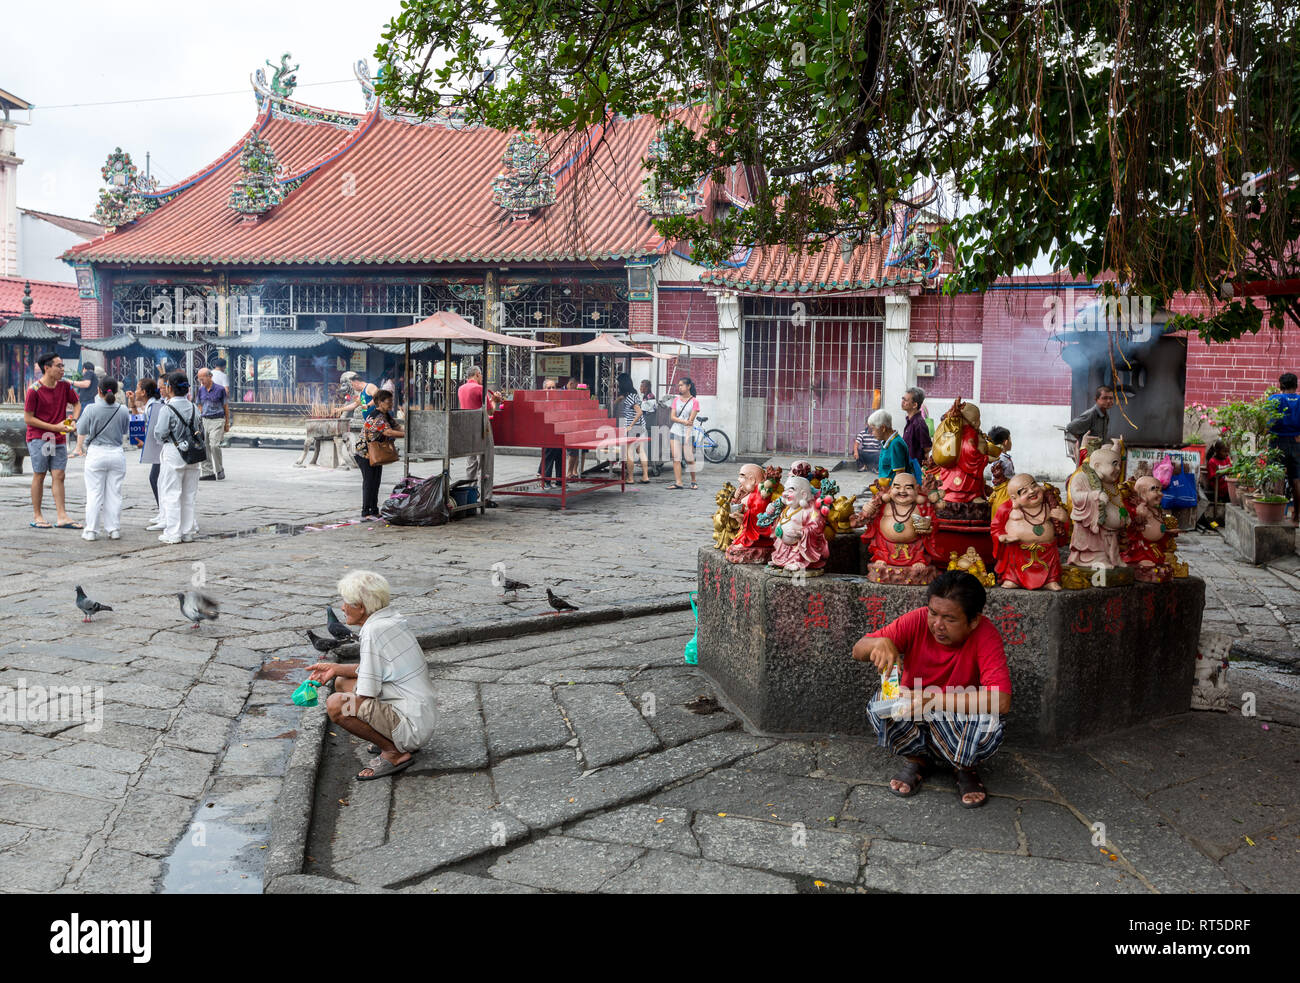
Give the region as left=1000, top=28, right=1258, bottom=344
left=881, top=292, right=911, bottom=425
left=0, top=122, right=22, bottom=277
left=713, top=290, right=741, bottom=458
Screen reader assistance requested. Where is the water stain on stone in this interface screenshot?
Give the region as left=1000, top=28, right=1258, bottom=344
left=255, top=656, right=312, bottom=681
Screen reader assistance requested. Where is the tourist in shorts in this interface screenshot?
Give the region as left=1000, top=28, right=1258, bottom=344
left=308, top=570, right=437, bottom=780
left=668, top=376, right=699, bottom=490
left=23, top=351, right=82, bottom=529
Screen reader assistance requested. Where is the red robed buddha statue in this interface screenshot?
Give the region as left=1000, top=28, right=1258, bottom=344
left=726, top=463, right=780, bottom=564
left=932, top=399, right=999, bottom=505
left=990, top=474, right=1071, bottom=591
left=853, top=472, right=939, bottom=585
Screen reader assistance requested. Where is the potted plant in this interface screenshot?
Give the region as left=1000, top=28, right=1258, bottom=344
left=1240, top=452, right=1290, bottom=524
left=1212, top=394, right=1282, bottom=511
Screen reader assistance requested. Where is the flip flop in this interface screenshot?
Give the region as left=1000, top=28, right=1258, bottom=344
left=30, top=521, right=53, bottom=529
left=357, top=754, right=415, bottom=781
left=889, top=759, right=928, bottom=798
left=955, top=768, right=988, bottom=808
left=669, top=484, right=684, bottom=489
left=54, top=521, right=84, bottom=529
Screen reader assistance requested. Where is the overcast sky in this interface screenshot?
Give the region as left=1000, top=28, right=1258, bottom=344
left=8, top=0, right=398, bottom=220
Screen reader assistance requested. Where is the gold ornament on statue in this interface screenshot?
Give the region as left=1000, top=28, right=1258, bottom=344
left=712, top=482, right=741, bottom=550
left=827, top=494, right=859, bottom=537
left=946, top=547, right=996, bottom=587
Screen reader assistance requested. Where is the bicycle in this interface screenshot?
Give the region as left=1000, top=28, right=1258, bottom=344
left=691, top=416, right=731, bottom=464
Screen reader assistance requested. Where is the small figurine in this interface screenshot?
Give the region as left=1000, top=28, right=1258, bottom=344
left=827, top=492, right=859, bottom=538
left=1067, top=439, right=1128, bottom=571
left=1191, top=632, right=1231, bottom=711
left=767, top=473, right=831, bottom=575
left=991, top=473, right=1071, bottom=591
left=711, top=482, right=741, bottom=551
left=931, top=399, right=999, bottom=505
left=856, top=472, right=938, bottom=585
left=1123, top=475, right=1178, bottom=582
left=726, top=464, right=779, bottom=564
left=947, top=546, right=996, bottom=587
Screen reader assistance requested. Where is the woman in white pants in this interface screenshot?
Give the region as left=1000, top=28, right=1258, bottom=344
left=74, top=378, right=131, bottom=541
left=152, top=371, right=203, bottom=544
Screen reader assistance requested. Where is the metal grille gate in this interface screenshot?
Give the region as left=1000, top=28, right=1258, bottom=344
left=740, top=297, right=884, bottom=456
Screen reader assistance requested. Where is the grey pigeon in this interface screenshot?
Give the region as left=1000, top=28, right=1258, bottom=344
left=546, top=588, right=578, bottom=613
left=326, top=607, right=356, bottom=641
left=306, top=629, right=343, bottom=654
left=177, top=591, right=219, bottom=628
left=76, top=586, right=112, bottom=623
left=500, top=577, right=530, bottom=595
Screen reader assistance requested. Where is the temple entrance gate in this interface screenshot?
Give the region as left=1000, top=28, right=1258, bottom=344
left=739, top=297, right=884, bottom=456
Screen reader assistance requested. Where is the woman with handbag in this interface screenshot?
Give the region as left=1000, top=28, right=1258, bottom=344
left=356, top=389, right=404, bottom=518
left=74, top=378, right=131, bottom=541
left=152, top=371, right=205, bottom=544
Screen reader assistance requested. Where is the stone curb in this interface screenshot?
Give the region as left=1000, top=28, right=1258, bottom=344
left=1229, top=639, right=1300, bottom=670
left=261, top=596, right=694, bottom=893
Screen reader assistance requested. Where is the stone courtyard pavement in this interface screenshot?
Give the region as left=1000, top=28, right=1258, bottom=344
left=1, top=447, right=1298, bottom=893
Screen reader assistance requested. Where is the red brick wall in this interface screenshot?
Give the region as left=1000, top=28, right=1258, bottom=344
left=978, top=287, right=1075, bottom=405
left=78, top=269, right=111, bottom=340
left=663, top=355, right=717, bottom=396
left=910, top=293, right=983, bottom=344
left=656, top=284, right=719, bottom=342
left=924, top=358, right=976, bottom=401
left=1183, top=322, right=1298, bottom=405
left=628, top=298, right=653, bottom=335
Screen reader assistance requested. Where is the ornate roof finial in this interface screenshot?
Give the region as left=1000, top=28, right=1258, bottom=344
left=491, top=133, right=557, bottom=221
left=23, top=280, right=33, bottom=314
left=266, top=53, right=299, bottom=97
left=637, top=129, right=705, bottom=217
left=93, top=148, right=158, bottom=228
left=228, top=134, right=285, bottom=217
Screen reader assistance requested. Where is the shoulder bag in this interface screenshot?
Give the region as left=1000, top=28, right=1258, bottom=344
left=366, top=413, right=400, bottom=466
left=165, top=403, right=208, bottom=465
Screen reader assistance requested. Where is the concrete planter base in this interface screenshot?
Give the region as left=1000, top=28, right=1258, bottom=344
left=697, top=546, right=1205, bottom=748
left=1221, top=504, right=1297, bottom=565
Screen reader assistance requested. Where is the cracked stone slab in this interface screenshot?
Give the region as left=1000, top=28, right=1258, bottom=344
left=844, top=781, right=1023, bottom=851
left=0, top=758, right=126, bottom=799
left=135, top=746, right=217, bottom=799
left=1018, top=799, right=1106, bottom=864
left=388, top=771, right=496, bottom=841
left=487, top=835, right=643, bottom=892
left=480, top=683, right=572, bottom=761
left=599, top=848, right=797, bottom=894
left=334, top=806, right=529, bottom=888
left=692, top=812, right=864, bottom=882
left=501, top=732, right=775, bottom=830
left=0, top=782, right=115, bottom=833
left=861, top=838, right=1149, bottom=894
left=1216, top=821, right=1300, bottom=893
left=654, top=766, right=850, bottom=829
left=556, top=684, right=660, bottom=769
left=621, top=671, right=741, bottom=747
left=564, top=804, right=700, bottom=857
left=74, top=847, right=164, bottom=893
left=163, top=709, right=236, bottom=754
left=401, top=871, right=542, bottom=894
left=44, top=740, right=147, bottom=774
left=59, top=720, right=161, bottom=753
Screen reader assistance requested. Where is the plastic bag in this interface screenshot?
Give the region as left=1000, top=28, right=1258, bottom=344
left=684, top=591, right=699, bottom=665
left=1161, top=467, right=1198, bottom=509
left=380, top=472, right=450, bottom=526
left=1153, top=454, right=1175, bottom=488
left=932, top=414, right=961, bottom=466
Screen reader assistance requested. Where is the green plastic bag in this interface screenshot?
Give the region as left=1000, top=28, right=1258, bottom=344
left=292, top=679, right=321, bottom=707
left=684, top=591, right=699, bottom=665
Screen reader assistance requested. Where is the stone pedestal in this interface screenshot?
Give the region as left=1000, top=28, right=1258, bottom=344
left=1222, top=504, right=1297, bottom=566
left=697, top=546, right=1205, bottom=748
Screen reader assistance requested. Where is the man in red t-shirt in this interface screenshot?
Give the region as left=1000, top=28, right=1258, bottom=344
left=23, top=351, right=83, bottom=529
left=456, top=365, right=501, bottom=507
left=851, top=571, right=1012, bottom=808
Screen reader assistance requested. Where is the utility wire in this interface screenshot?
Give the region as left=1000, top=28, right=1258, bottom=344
left=36, top=79, right=358, bottom=110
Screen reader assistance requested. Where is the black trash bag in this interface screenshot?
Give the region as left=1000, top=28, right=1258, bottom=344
left=380, top=472, right=450, bottom=526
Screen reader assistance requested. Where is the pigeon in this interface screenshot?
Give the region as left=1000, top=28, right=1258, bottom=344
left=500, top=577, right=530, bottom=595
left=177, top=591, right=219, bottom=629
left=306, top=629, right=343, bottom=654
left=75, top=586, right=112, bottom=623
left=546, top=588, right=579, bottom=613
left=326, top=607, right=356, bottom=641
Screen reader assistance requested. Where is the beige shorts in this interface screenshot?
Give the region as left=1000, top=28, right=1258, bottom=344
left=355, top=697, right=403, bottom=743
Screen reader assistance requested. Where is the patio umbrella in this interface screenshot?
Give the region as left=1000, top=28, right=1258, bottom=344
left=329, top=311, right=548, bottom=480
left=541, top=332, right=671, bottom=417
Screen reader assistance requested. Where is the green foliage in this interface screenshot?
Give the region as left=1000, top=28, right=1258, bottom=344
left=1212, top=393, right=1283, bottom=480
left=373, top=1, right=1300, bottom=338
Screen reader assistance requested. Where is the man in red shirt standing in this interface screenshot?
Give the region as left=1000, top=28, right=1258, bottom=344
left=23, top=352, right=83, bottom=529
left=457, top=365, right=501, bottom=508
left=851, top=571, right=1011, bottom=808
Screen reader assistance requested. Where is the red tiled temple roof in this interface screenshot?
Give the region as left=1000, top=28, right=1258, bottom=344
left=65, top=99, right=692, bottom=267
left=0, top=276, right=82, bottom=320
left=698, top=220, right=949, bottom=294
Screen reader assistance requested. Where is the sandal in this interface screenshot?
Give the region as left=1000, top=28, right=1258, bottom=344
left=690, top=482, right=698, bottom=490
left=889, top=758, right=927, bottom=798
left=955, top=768, right=988, bottom=809
left=55, top=521, right=84, bottom=529
left=30, top=521, right=52, bottom=529
left=669, top=483, right=683, bottom=489
left=357, top=754, right=415, bottom=781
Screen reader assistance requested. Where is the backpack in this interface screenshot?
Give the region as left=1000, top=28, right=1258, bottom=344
left=165, top=403, right=208, bottom=465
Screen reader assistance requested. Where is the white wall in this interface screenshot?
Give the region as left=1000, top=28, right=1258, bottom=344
left=979, top=401, right=1074, bottom=482
left=19, top=214, right=82, bottom=283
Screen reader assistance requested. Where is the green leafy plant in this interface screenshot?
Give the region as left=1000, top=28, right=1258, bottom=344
left=1212, top=394, right=1283, bottom=477
left=1236, top=449, right=1287, bottom=501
